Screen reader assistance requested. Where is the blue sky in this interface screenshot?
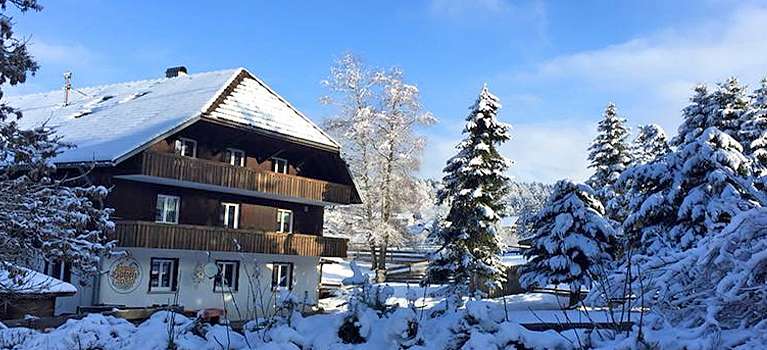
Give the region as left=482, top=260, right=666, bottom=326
left=8, top=0, right=767, bottom=183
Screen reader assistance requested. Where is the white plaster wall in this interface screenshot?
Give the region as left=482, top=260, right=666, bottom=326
left=98, top=248, right=321, bottom=321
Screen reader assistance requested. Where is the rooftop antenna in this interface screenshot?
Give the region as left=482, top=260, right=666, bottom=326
left=63, top=71, right=72, bottom=106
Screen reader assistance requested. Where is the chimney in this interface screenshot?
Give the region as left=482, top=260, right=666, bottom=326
left=165, top=66, right=188, bottom=78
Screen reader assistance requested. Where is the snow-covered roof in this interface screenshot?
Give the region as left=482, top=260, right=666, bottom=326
left=6, top=68, right=339, bottom=165
left=0, top=265, right=77, bottom=295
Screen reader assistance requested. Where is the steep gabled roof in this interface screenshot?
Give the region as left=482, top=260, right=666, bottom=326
left=6, top=68, right=339, bottom=165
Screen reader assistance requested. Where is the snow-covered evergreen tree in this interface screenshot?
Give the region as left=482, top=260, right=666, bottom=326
left=519, top=180, right=616, bottom=303
left=621, top=127, right=760, bottom=251
left=586, top=103, right=631, bottom=217
left=707, top=77, right=750, bottom=142
left=0, top=0, right=114, bottom=291
left=740, top=77, right=767, bottom=176
left=672, top=84, right=711, bottom=146
left=631, top=124, right=670, bottom=165
left=427, top=85, right=511, bottom=297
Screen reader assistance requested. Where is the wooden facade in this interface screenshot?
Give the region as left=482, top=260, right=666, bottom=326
left=113, top=221, right=347, bottom=257
left=138, top=151, right=353, bottom=204
left=93, top=119, right=356, bottom=257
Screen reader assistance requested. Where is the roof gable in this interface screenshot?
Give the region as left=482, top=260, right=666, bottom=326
left=5, top=67, right=338, bottom=165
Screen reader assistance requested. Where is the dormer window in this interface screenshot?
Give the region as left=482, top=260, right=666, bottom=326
left=174, top=138, right=197, bottom=158
left=272, top=157, right=288, bottom=174
left=225, top=148, right=245, bottom=167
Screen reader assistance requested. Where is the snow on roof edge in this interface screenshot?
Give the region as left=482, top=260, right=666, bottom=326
left=238, top=67, right=341, bottom=149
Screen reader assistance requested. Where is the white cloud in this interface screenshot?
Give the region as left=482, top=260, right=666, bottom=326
left=29, top=40, right=97, bottom=67
left=504, top=122, right=593, bottom=183
left=512, top=3, right=767, bottom=129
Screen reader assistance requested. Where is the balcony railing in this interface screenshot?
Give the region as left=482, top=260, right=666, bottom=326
left=112, top=221, right=347, bottom=257
left=139, top=151, right=354, bottom=204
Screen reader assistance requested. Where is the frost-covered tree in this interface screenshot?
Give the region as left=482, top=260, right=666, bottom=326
left=322, top=54, right=434, bottom=279
left=0, top=0, right=114, bottom=293
left=427, top=85, right=510, bottom=297
left=374, top=67, right=436, bottom=271
left=586, top=103, right=631, bottom=217
left=520, top=180, right=616, bottom=305
left=740, top=77, right=767, bottom=176
left=631, top=124, right=670, bottom=165
left=505, top=181, right=553, bottom=242
left=322, top=53, right=384, bottom=268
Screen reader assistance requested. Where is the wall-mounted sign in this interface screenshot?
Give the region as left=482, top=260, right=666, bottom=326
left=108, top=257, right=141, bottom=293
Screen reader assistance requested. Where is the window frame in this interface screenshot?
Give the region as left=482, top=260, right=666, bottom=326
left=213, top=260, right=240, bottom=292
left=276, top=209, right=293, bottom=233
left=175, top=137, right=197, bottom=158
left=44, top=260, right=72, bottom=283
left=225, top=148, right=245, bottom=167
left=271, top=262, right=293, bottom=290
left=155, top=194, right=180, bottom=224
left=221, top=202, right=240, bottom=229
left=271, top=157, right=288, bottom=174
left=148, top=257, right=178, bottom=293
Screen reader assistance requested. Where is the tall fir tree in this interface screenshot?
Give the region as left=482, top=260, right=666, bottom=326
left=586, top=103, right=631, bottom=216
left=427, top=85, right=511, bottom=297
left=740, top=77, right=767, bottom=176
left=631, top=124, right=670, bottom=165
left=672, top=84, right=711, bottom=146
left=519, top=180, right=616, bottom=306
left=707, top=77, right=750, bottom=142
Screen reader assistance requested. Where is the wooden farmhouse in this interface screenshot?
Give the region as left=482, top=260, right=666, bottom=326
left=6, top=66, right=359, bottom=319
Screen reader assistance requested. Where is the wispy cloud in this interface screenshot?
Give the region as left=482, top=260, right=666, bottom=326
left=29, top=40, right=98, bottom=67
left=510, top=3, right=767, bottom=128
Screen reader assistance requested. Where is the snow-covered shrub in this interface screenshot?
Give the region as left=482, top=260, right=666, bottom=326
left=17, top=313, right=135, bottom=350
left=129, top=311, right=206, bottom=350
left=384, top=308, right=421, bottom=348
left=0, top=327, right=38, bottom=349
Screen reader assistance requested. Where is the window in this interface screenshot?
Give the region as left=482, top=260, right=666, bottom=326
left=214, top=260, right=240, bottom=292
left=44, top=260, right=72, bottom=283
left=174, top=138, right=197, bottom=158
left=277, top=209, right=293, bottom=233
left=271, top=157, right=288, bottom=174
left=222, top=202, right=240, bottom=229
left=155, top=194, right=180, bottom=224
left=225, top=148, right=245, bottom=167
left=271, top=263, right=293, bottom=290
left=149, top=258, right=178, bottom=292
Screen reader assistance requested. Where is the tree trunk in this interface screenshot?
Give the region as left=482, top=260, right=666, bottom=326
left=368, top=240, right=378, bottom=274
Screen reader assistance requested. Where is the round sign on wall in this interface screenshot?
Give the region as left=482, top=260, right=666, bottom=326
left=108, top=256, right=142, bottom=293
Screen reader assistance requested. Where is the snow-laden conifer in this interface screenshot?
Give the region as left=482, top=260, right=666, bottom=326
left=426, top=85, right=510, bottom=297
left=707, top=77, right=750, bottom=142
left=586, top=103, right=631, bottom=218
left=740, top=77, right=767, bottom=176
left=519, top=180, right=616, bottom=302
left=672, top=84, right=711, bottom=146
left=631, top=124, right=670, bottom=165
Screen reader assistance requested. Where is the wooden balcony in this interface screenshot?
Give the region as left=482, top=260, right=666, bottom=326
left=112, top=221, right=347, bottom=258
left=137, top=151, right=354, bottom=204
